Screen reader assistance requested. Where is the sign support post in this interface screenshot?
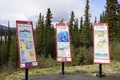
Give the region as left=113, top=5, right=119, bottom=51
left=56, top=23, right=72, bottom=75
left=99, top=64, right=102, bottom=77
left=93, top=23, right=110, bottom=78
left=62, top=62, right=64, bottom=75
left=25, top=68, right=28, bottom=80
left=96, top=64, right=105, bottom=77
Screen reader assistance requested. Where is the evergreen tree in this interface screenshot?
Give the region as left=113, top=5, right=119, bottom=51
left=117, top=3, right=120, bottom=40
left=80, top=0, right=91, bottom=48
left=79, top=17, right=83, bottom=46
left=73, top=18, right=80, bottom=48
left=0, top=41, right=7, bottom=66
left=0, top=27, right=3, bottom=44
left=105, top=0, right=119, bottom=41
left=69, top=11, right=75, bottom=45
left=4, top=30, right=7, bottom=43
left=6, top=21, right=12, bottom=64
left=94, top=16, right=97, bottom=23
left=44, top=8, right=55, bottom=57
left=9, top=30, right=18, bottom=69
left=99, top=11, right=107, bottom=23
left=99, top=14, right=102, bottom=23
left=80, top=17, right=83, bottom=30
left=35, top=13, right=43, bottom=55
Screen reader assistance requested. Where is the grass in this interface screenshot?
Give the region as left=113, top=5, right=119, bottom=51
left=0, top=61, right=120, bottom=80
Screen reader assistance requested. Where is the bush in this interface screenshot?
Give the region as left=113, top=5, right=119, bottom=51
left=110, top=42, right=120, bottom=61
left=71, top=47, right=93, bottom=66
left=38, top=54, right=56, bottom=68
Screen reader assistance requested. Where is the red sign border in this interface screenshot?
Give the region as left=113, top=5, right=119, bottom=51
left=16, top=20, right=38, bottom=68
left=56, top=23, right=72, bottom=62
left=93, top=23, right=110, bottom=64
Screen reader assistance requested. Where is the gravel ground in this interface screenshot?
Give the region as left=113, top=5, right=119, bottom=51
left=28, top=73, right=120, bottom=80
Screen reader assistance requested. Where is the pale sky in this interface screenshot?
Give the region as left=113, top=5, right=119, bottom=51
left=0, top=0, right=119, bottom=27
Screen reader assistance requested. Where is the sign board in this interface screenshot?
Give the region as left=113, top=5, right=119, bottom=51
left=93, top=23, right=110, bottom=64
left=16, top=20, right=38, bottom=68
left=56, top=23, right=72, bottom=62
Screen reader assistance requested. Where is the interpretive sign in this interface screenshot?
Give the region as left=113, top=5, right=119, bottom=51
left=56, top=23, right=72, bottom=62
left=93, top=23, right=110, bottom=64
left=16, top=20, right=38, bottom=68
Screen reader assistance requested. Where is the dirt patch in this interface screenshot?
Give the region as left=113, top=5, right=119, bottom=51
left=28, top=73, right=120, bottom=80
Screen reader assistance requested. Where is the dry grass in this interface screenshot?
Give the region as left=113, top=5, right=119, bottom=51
left=66, top=61, right=120, bottom=75
left=0, top=61, right=120, bottom=80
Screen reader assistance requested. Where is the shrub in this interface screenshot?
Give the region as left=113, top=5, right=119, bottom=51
left=110, top=42, right=120, bottom=61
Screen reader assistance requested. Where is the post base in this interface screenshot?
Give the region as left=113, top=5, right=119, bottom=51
left=59, top=71, right=66, bottom=75
left=96, top=73, right=105, bottom=78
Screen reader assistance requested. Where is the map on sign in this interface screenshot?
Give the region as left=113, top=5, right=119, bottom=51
left=58, top=31, right=69, bottom=42
left=93, top=23, right=110, bottom=64
left=16, top=21, right=38, bottom=68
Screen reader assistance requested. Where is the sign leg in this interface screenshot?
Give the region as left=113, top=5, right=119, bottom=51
left=96, top=64, right=105, bottom=77
left=99, top=64, right=102, bottom=77
left=25, top=68, right=28, bottom=80
left=62, top=62, right=64, bottom=75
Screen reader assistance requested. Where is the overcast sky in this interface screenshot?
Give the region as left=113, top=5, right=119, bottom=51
left=0, top=0, right=118, bottom=27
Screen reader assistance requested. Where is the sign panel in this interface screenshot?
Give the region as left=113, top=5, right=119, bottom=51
left=93, top=23, right=110, bottom=64
left=16, top=20, right=38, bottom=68
left=56, top=23, right=72, bottom=62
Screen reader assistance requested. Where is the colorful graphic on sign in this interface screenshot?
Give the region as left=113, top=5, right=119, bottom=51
left=16, top=20, right=38, bottom=68
left=56, top=23, right=72, bottom=62
left=93, top=23, right=110, bottom=64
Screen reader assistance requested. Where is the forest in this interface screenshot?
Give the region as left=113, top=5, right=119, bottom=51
left=0, top=0, right=120, bottom=73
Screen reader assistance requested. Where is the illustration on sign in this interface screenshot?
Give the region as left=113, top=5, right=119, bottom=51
left=58, top=31, right=69, bottom=42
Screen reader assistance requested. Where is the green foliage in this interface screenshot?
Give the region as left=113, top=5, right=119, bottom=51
left=44, top=8, right=56, bottom=58
left=110, top=42, right=120, bottom=61
left=0, top=42, right=8, bottom=66
left=74, top=47, right=87, bottom=65
left=0, top=22, right=18, bottom=73
left=105, top=0, right=120, bottom=41
left=69, top=11, right=75, bottom=44
left=71, top=47, right=93, bottom=66
left=8, top=34, right=18, bottom=69
left=73, top=18, right=80, bottom=48
left=38, top=55, right=55, bottom=68
left=80, top=17, right=83, bottom=30
left=35, top=13, right=44, bottom=56
left=80, top=0, right=92, bottom=48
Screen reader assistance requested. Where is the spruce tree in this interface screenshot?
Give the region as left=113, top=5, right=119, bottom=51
left=44, top=8, right=54, bottom=57
left=69, top=11, right=75, bottom=45
left=0, top=41, right=7, bottom=66
left=80, top=17, right=83, bottom=30
left=0, top=27, right=3, bottom=44
left=80, top=0, right=91, bottom=48
left=9, top=30, right=18, bottom=69
left=94, top=17, right=97, bottom=23
left=73, top=18, right=80, bottom=48
left=99, top=11, right=107, bottom=23
left=106, top=0, right=119, bottom=41
left=6, top=21, right=12, bottom=64
left=35, top=13, right=42, bottom=55
left=117, top=3, right=120, bottom=40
